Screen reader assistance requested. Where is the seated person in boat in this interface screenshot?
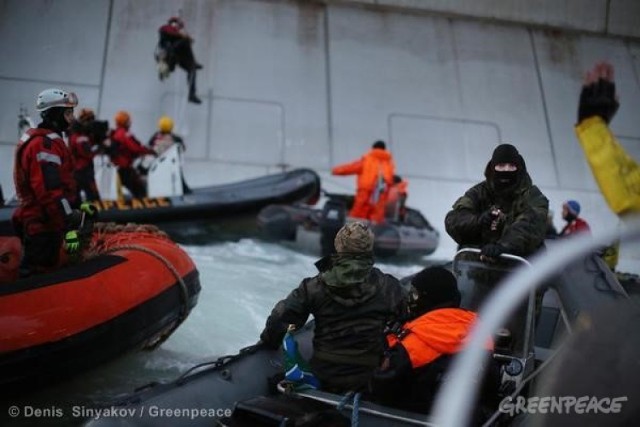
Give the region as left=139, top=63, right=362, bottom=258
left=371, top=266, right=492, bottom=414
left=107, top=110, right=156, bottom=199
left=260, top=221, right=407, bottom=393
left=445, top=143, right=549, bottom=261
left=331, top=140, right=396, bottom=224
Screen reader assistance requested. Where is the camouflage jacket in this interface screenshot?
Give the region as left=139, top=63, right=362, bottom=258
left=445, top=173, right=549, bottom=257
left=260, top=253, right=407, bottom=391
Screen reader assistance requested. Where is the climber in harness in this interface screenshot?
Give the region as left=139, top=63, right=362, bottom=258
left=155, top=16, right=203, bottom=104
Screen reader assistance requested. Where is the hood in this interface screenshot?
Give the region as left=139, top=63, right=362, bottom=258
left=368, top=148, right=392, bottom=161
left=320, top=253, right=377, bottom=307
left=407, top=308, right=478, bottom=354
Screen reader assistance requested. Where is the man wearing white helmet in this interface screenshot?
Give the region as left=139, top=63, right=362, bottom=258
left=13, top=88, right=91, bottom=276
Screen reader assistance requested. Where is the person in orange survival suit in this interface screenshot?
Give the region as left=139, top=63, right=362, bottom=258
left=13, top=88, right=82, bottom=276
left=107, top=110, right=156, bottom=199
left=331, top=140, right=395, bottom=224
left=370, top=267, right=493, bottom=415
left=385, top=174, right=409, bottom=222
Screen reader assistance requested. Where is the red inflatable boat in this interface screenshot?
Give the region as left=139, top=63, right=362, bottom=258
left=0, top=223, right=200, bottom=392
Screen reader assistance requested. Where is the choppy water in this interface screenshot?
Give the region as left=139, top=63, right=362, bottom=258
left=1, top=239, right=428, bottom=426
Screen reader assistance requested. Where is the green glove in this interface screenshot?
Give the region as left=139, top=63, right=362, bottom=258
left=79, top=202, right=98, bottom=218
left=64, top=230, right=81, bottom=254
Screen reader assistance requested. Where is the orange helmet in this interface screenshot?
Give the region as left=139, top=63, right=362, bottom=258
left=77, top=108, right=95, bottom=123
left=114, top=110, right=130, bottom=128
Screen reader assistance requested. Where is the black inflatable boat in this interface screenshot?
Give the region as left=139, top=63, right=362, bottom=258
left=257, top=195, right=439, bottom=259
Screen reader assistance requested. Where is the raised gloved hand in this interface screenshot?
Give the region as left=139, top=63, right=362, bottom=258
left=480, top=243, right=505, bottom=260
left=578, top=61, right=619, bottom=124
left=79, top=202, right=98, bottom=219
left=64, top=230, right=81, bottom=254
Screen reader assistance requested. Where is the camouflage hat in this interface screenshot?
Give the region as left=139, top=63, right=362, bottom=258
left=334, top=222, right=374, bottom=253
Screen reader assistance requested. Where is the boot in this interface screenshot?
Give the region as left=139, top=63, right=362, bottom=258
left=187, top=70, right=201, bottom=104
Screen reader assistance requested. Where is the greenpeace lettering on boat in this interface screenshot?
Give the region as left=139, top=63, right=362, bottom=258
left=91, top=197, right=172, bottom=211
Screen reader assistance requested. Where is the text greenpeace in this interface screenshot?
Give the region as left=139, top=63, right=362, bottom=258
left=72, top=405, right=232, bottom=420
left=499, top=396, right=628, bottom=416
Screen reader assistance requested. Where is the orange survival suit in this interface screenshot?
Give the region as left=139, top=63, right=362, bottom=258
left=332, top=146, right=395, bottom=223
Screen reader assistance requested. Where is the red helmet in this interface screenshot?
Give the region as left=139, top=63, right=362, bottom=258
left=168, top=16, right=184, bottom=28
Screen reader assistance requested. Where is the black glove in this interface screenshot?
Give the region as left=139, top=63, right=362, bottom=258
left=481, top=243, right=505, bottom=260
left=578, top=77, right=619, bottom=124
left=478, top=209, right=495, bottom=227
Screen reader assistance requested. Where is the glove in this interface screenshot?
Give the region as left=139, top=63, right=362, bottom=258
left=64, top=230, right=81, bottom=254
left=578, top=62, right=619, bottom=124
left=481, top=243, right=505, bottom=260
left=479, top=209, right=496, bottom=227
left=79, top=202, right=98, bottom=219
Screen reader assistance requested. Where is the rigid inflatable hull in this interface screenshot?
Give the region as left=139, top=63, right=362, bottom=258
left=258, top=203, right=440, bottom=259
left=0, top=168, right=321, bottom=236
left=0, top=234, right=200, bottom=393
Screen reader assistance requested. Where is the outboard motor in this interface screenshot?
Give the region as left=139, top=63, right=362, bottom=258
left=319, top=199, right=346, bottom=257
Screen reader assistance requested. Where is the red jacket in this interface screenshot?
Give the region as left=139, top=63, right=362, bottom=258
left=332, top=148, right=395, bottom=192
left=13, top=128, right=77, bottom=234
left=69, top=131, right=96, bottom=170
left=560, top=217, right=591, bottom=237
left=109, top=127, right=154, bottom=168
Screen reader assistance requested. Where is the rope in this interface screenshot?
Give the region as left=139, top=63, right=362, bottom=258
left=103, top=242, right=191, bottom=349
left=83, top=222, right=191, bottom=350
left=336, top=391, right=361, bottom=427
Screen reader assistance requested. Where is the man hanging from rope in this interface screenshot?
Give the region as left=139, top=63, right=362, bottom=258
left=156, top=16, right=203, bottom=104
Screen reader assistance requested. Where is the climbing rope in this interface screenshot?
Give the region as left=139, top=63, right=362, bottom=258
left=83, top=222, right=192, bottom=349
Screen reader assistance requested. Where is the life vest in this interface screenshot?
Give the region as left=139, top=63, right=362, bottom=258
left=386, top=308, right=481, bottom=369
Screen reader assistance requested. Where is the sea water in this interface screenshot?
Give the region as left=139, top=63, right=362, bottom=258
left=2, top=239, right=426, bottom=426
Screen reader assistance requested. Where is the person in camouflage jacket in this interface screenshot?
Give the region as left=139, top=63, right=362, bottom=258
left=445, top=144, right=549, bottom=260
left=260, top=221, right=408, bottom=393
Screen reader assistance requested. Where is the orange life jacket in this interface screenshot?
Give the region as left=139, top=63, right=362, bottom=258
left=386, top=308, right=483, bottom=369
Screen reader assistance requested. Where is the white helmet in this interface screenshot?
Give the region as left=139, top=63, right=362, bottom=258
left=36, top=88, right=78, bottom=112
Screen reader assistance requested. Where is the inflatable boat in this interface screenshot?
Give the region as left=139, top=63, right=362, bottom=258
left=0, top=223, right=201, bottom=393
left=0, top=146, right=321, bottom=238
left=257, top=195, right=439, bottom=259
left=82, top=246, right=630, bottom=427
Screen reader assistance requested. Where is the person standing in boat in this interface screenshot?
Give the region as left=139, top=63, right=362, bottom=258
left=147, top=115, right=191, bottom=194
left=260, top=221, right=407, bottom=393
left=445, top=143, right=549, bottom=261
left=13, top=88, right=80, bottom=276
left=331, top=140, right=396, bottom=224
left=68, top=108, right=102, bottom=202
left=558, top=200, right=590, bottom=237
left=107, top=110, right=156, bottom=199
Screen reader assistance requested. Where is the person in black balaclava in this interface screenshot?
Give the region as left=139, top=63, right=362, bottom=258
left=445, top=143, right=549, bottom=260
